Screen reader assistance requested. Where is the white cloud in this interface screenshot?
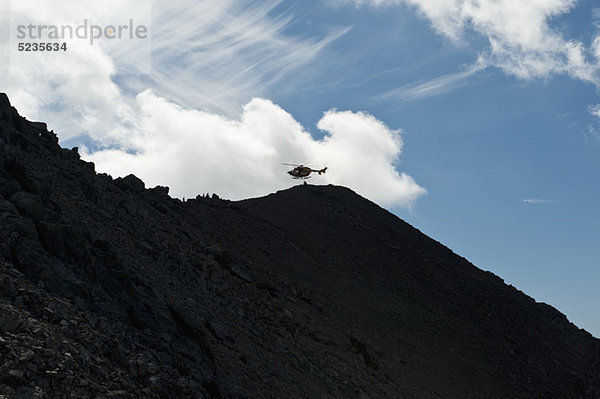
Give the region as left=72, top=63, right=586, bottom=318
left=2, top=0, right=150, bottom=142
left=379, top=60, right=485, bottom=102
left=587, top=104, right=600, bottom=139
left=522, top=199, right=558, bottom=204
left=593, top=35, right=600, bottom=62
left=347, top=0, right=600, bottom=85
left=83, top=91, right=426, bottom=208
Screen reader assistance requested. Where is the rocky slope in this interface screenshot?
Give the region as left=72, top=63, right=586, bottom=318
left=0, top=92, right=599, bottom=398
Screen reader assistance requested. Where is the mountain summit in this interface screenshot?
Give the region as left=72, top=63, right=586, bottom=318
left=0, top=93, right=599, bottom=398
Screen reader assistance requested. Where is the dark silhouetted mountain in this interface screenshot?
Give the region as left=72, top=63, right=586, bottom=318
left=0, top=92, right=599, bottom=398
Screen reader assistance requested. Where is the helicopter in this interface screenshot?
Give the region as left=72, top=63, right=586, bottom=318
left=284, top=163, right=327, bottom=179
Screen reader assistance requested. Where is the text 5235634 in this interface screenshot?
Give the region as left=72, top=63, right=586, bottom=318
left=18, top=42, right=67, bottom=52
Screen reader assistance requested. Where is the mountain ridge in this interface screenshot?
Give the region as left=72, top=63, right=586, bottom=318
left=0, top=92, right=599, bottom=398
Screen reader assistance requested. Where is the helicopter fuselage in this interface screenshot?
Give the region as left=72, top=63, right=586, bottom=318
left=287, top=165, right=327, bottom=179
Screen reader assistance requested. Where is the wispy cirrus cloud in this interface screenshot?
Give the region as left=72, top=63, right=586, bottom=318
left=378, top=60, right=485, bottom=103
left=522, top=199, right=558, bottom=204
left=146, top=0, right=351, bottom=115
left=587, top=104, right=600, bottom=140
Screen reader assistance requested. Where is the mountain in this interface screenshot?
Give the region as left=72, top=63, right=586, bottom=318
left=0, top=92, right=599, bottom=398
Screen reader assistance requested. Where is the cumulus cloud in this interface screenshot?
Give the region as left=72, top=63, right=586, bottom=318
left=84, top=91, right=426, bottom=208
left=2, top=0, right=151, bottom=142
left=346, top=0, right=600, bottom=85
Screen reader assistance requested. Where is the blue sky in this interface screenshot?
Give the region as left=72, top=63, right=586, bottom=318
left=2, top=0, right=599, bottom=336
left=259, top=0, right=600, bottom=336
